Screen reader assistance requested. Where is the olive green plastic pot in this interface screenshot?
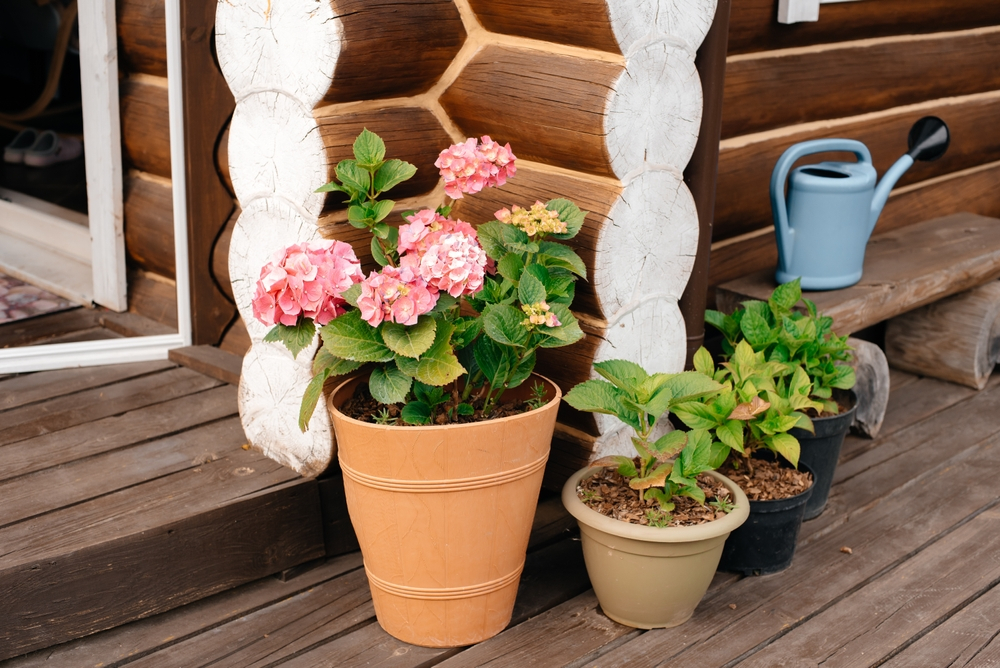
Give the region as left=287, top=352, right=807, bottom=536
left=562, top=468, right=750, bottom=629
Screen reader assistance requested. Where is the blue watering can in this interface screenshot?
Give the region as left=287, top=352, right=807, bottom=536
left=771, top=116, right=950, bottom=290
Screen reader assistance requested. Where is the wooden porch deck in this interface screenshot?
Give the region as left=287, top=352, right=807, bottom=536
left=5, top=357, right=1000, bottom=666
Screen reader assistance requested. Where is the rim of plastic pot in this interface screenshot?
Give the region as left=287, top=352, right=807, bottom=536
left=562, top=467, right=750, bottom=544
left=328, top=372, right=562, bottom=431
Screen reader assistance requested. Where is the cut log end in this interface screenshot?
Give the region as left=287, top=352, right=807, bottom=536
left=847, top=337, right=890, bottom=439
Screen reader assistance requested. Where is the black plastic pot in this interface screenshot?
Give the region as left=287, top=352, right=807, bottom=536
left=718, top=456, right=813, bottom=576
left=794, top=391, right=858, bottom=521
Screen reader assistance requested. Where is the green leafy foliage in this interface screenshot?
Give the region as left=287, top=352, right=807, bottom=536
left=262, top=318, right=315, bottom=359
left=705, top=278, right=855, bottom=414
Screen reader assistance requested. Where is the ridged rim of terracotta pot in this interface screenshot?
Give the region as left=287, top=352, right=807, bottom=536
left=328, top=373, right=561, bottom=648
left=562, top=467, right=751, bottom=543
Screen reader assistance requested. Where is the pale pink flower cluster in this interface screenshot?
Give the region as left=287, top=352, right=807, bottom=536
left=435, top=136, right=516, bottom=199
left=496, top=201, right=567, bottom=237
left=398, top=209, right=488, bottom=298
left=252, top=240, right=362, bottom=327
left=521, top=301, right=561, bottom=329
left=358, top=263, right=438, bottom=327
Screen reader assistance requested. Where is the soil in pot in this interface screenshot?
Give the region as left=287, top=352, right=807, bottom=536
left=717, top=453, right=814, bottom=576
left=794, top=390, right=858, bottom=520
left=339, top=381, right=540, bottom=425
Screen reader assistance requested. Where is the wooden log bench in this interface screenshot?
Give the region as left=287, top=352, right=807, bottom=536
left=715, top=212, right=1000, bottom=434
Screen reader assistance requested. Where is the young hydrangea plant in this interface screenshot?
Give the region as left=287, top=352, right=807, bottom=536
left=251, top=129, right=588, bottom=429
left=705, top=278, right=855, bottom=415
left=672, top=343, right=820, bottom=474
left=563, top=360, right=725, bottom=514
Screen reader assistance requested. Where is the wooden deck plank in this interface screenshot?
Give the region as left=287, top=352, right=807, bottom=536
left=880, top=583, right=1000, bottom=667
left=3, top=553, right=365, bottom=668
left=0, top=308, right=101, bottom=348
left=275, top=622, right=452, bottom=668
left=716, top=214, right=1000, bottom=335
left=735, top=508, right=1000, bottom=667
left=168, top=344, right=243, bottom=386
left=584, top=406, right=1000, bottom=666
left=0, top=418, right=246, bottom=527
left=0, top=366, right=222, bottom=446
left=0, top=359, right=174, bottom=411
left=0, top=384, right=238, bottom=482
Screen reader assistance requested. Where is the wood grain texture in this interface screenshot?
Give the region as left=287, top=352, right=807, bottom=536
left=321, top=0, right=465, bottom=104
left=708, top=162, right=1000, bottom=298
left=885, top=281, right=1000, bottom=390
left=128, top=268, right=178, bottom=329
left=0, top=308, right=100, bottom=348
left=98, top=310, right=176, bottom=337
left=0, top=359, right=172, bottom=412
left=467, top=0, right=620, bottom=53
left=440, top=45, right=621, bottom=178
left=317, top=107, right=452, bottom=213
left=721, top=29, right=1000, bottom=139
left=728, top=0, right=1000, bottom=55
left=120, top=78, right=172, bottom=178
left=116, top=0, right=167, bottom=77
left=219, top=316, right=252, bottom=357
left=847, top=337, right=889, bottom=439
left=717, top=214, right=1000, bottom=335
left=124, top=172, right=175, bottom=278
left=169, top=345, right=243, bottom=386
left=181, top=0, right=238, bottom=345
left=715, top=93, right=1000, bottom=242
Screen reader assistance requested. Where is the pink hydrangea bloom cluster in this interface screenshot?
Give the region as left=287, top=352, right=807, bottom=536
left=496, top=201, right=567, bottom=237
left=358, top=263, right=438, bottom=327
left=398, top=209, right=488, bottom=298
left=521, top=301, right=561, bottom=329
left=252, top=240, right=363, bottom=327
left=435, top=136, right=516, bottom=200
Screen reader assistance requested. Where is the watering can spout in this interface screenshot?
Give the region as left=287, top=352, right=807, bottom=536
left=869, top=154, right=913, bottom=233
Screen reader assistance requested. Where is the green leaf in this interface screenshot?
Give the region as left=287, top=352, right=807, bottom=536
left=693, top=347, right=715, bottom=377
left=368, top=364, right=412, bottom=405
left=769, top=433, right=800, bottom=468
left=374, top=159, right=417, bottom=193
left=518, top=270, right=547, bottom=305
left=371, top=237, right=390, bottom=266
left=538, top=304, right=584, bottom=347
left=769, top=278, right=801, bottom=314
left=347, top=205, right=370, bottom=229
left=336, top=160, right=370, bottom=194
left=497, top=253, right=525, bottom=283
left=591, top=455, right=639, bottom=478
left=401, top=401, right=432, bottom=425
left=263, top=319, right=315, bottom=359
left=298, top=368, right=330, bottom=432
left=564, top=379, right=627, bottom=418
left=381, top=317, right=437, bottom=359
left=483, top=304, right=529, bottom=347
left=592, top=359, right=648, bottom=393
left=394, top=353, right=419, bottom=377
left=673, top=401, right=723, bottom=430
left=451, top=315, right=483, bottom=349
left=475, top=221, right=511, bottom=260
left=370, top=200, right=395, bottom=223
left=537, top=241, right=586, bottom=277
left=545, top=198, right=586, bottom=240
left=352, top=128, right=386, bottom=169
left=651, top=430, right=687, bottom=459
left=312, top=347, right=362, bottom=378
left=457, top=403, right=474, bottom=416
left=320, top=310, right=394, bottom=362
left=412, top=321, right=466, bottom=386
left=740, top=306, right=773, bottom=349
left=340, top=283, right=362, bottom=308
left=474, top=336, right=512, bottom=389
left=716, top=419, right=745, bottom=453
left=708, top=439, right=731, bottom=469
left=660, top=371, right=723, bottom=404
left=830, top=364, right=856, bottom=390
left=315, top=181, right=350, bottom=194
left=507, top=350, right=536, bottom=389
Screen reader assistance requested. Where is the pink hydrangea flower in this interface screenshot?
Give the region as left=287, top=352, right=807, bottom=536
left=252, top=240, right=362, bottom=327
left=357, top=264, right=439, bottom=327
left=397, top=210, right=487, bottom=297
left=435, top=136, right=517, bottom=199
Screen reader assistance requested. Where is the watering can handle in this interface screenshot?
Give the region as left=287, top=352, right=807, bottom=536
left=770, top=139, right=873, bottom=268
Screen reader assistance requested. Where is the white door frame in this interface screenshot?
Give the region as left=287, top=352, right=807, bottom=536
left=0, top=0, right=191, bottom=374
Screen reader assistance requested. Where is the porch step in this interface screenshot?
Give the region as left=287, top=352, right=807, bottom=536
left=0, top=360, right=327, bottom=661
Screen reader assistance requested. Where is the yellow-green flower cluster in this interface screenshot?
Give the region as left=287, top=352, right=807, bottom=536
left=521, top=301, right=561, bottom=329
left=495, top=201, right=567, bottom=237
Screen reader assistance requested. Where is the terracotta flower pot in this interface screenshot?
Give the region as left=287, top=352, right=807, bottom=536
left=328, top=374, right=561, bottom=648
left=562, top=468, right=750, bottom=629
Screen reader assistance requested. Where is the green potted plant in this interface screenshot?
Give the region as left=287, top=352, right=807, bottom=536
left=674, top=342, right=816, bottom=575
left=706, top=278, right=857, bottom=519
left=561, top=358, right=750, bottom=628
left=250, top=130, right=589, bottom=647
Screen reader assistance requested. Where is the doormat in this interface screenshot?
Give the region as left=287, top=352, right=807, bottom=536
left=0, top=273, right=77, bottom=325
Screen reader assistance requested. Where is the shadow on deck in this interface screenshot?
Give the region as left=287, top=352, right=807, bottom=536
left=4, top=351, right=1000, bottom=666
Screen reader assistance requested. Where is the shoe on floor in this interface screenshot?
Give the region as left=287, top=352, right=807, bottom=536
left=23, top=131, right=83, bottom=167
left=3, top=128, right=40, bottom=164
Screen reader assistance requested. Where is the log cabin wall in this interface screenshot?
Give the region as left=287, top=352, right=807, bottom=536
left=708, top=1, right=1000, bottom=302
left=116, top=0, right=236, bottom=341
left=216, top=0, right=720, bottom=483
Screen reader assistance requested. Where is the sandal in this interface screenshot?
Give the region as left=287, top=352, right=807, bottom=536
left=23, top=130, right=83, bottom=167
left=3, top=128, right=40, bottom=164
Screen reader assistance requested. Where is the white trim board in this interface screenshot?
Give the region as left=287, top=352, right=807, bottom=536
left=0, top=334, right=187, bottom=373
left=778, top=0, right=863, bottom=24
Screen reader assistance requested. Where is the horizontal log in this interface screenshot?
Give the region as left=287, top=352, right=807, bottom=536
left=728, top=0, right=1000, bottom=56
left=217, top=119, right=233, bottom=197
left=120, top=78, right=172, bottom=178
left=316, top=107, right=452, bottom=212
left=116, top=0, right=167, bottom=77
left=715, top=92, right=1000, bottom=242
left=722, top=29, right=1000, bottom=138
left=124, top=172, right=175, bottom=279
left=213, top=206, right=239, bottom=303
left=708, top=161, right=1000, bottom=300
left=440, top=45, right=622, bottom=178
left=128, top=268, right=177, bottom=330
left=321, top=0, right=466, bottom=104
left=467, top=0, right=620, bottom=54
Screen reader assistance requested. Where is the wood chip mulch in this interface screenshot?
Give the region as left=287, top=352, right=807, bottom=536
left=717, top=456, right=812, bottom=501
left=578, top=468, right=734, bottom=527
